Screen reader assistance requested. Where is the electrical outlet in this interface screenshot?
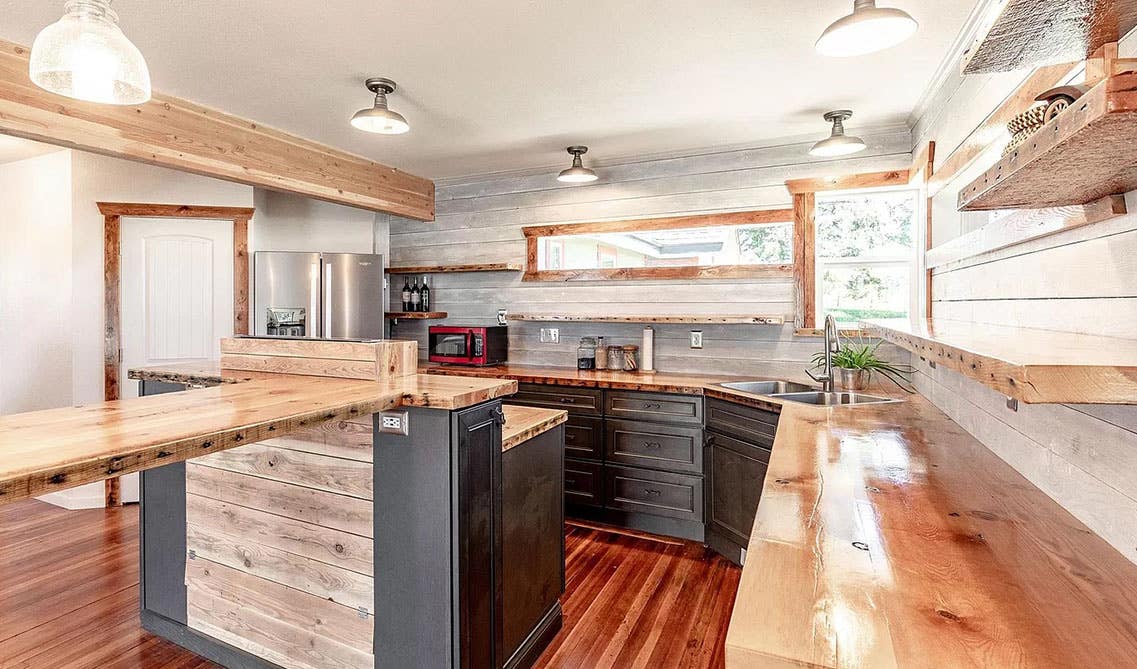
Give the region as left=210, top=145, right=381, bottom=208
left=540, top=328, right=560, bottom=344
left=690, top=330, right=703, bottom=349
left=378, top=411, right=409, bottom=435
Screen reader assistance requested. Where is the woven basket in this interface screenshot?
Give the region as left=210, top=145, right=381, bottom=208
left=1003, top=104, right=1048, bottom=156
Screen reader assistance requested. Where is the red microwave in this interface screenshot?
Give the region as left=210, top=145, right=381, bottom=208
left=428, top=325, right=508, bottom=366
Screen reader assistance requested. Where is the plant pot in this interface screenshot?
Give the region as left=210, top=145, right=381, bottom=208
left=837, top=367, right=870, bottom=391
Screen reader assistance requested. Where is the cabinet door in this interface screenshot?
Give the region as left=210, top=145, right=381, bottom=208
left=707, top=432, right=770, bottom=547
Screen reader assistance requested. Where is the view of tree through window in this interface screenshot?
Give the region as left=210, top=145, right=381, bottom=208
left=815, top=190, right=917, bottom=326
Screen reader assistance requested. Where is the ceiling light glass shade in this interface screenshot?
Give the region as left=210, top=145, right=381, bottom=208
left=29, top=0, right=151, bottom=105
left=350, top=106, right=410, bottom=134
left=809, top=111, right=867, bottom=157
left=350, top=77, right=409, bottom=134
left=557, top=146, right=598, bottom=183
left=815, top=0, right=918, bottom=57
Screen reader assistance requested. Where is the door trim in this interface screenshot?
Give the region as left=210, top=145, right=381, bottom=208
left=99, top=202, right=254, bottom=506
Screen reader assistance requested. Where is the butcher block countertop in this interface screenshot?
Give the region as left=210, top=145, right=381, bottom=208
left=0, top=369, right=516, bottom=505
left=421, top=363, right=1137, bottom=668
left=501, top=405, right=567, bottom=452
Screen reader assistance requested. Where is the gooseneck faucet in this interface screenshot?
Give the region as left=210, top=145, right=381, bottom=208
left=805, top=314, right=840, bottom=392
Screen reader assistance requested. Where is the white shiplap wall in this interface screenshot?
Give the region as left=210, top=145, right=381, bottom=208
left=911, top=33, right=1137, bottom=562
left=387, top=132, right=911, bottom=379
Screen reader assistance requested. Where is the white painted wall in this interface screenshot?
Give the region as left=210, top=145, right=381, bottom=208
left=387, top=131, right=912, bottom=379
left=911, top=29, right=1137, bottom=562
left=250, top=189, right=377, bottom=254
left=0, top=150, right=73, bottom=414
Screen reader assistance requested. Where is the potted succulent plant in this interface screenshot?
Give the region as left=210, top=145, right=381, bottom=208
left=811, top=336, right=916, bottom=392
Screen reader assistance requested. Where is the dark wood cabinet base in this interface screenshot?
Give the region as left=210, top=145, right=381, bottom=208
left=503, top=602, right=563, bottom=669
left=566, top=504, right=705, bottom=543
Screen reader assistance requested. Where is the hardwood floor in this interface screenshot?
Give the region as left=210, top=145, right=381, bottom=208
left=0, top=500, right=740, bottom=669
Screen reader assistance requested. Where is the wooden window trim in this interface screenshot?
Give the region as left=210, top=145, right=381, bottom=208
left=522, top=208, right=794, bottom=282
left=99, top=201, right=254, bottom=506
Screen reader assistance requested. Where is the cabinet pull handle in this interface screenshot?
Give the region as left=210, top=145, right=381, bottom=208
left=643, top=488, right=662, bottom=496
left=559, top=398, right=576, bottom=404
left=643, top=402, right=662, bottom=409
left=565, top=478, right=577, bottom=485
left=566, top=434, right=576, bottom=441
left=642, top=441, right=662, bottom=449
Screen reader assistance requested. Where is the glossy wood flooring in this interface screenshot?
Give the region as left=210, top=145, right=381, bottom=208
left=0, top=501, right=739, bottom=669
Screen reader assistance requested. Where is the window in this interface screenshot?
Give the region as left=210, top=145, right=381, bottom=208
left=524, top=209, right=794, bottom=281
left=814, top=189, right=918, bottom=328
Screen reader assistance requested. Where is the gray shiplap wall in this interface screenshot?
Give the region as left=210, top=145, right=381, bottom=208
left=387, top=132, right=911, bottom=379
left=910, top=32, right=1137, bottom=562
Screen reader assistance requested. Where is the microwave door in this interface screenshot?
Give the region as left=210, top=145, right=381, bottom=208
left=253, top=251, right=322, bottom=338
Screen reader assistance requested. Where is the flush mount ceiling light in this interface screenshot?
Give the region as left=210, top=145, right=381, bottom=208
left=809, top=110, right=867, bottom=157
left=815, top=0, right=918, bottom=57
left=557, top=146, right=598, bottom=184
left=350, top=77, right=410, bottom=135
left=29, top=0, right=152, bottom=105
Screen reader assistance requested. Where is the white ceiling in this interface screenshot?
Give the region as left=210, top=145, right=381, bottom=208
left=0, top=1, right=977, bottom=179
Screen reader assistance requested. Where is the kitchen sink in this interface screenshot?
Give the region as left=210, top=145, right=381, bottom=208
left=767, top=391, right=900, bottom=406
left=718, top=380, right=816, bottom=395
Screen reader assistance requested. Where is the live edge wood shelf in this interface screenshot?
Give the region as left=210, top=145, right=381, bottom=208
left=863, top=318, right=1137, bottom=404
left=387, top=311, right=447, bottom=319
left=385, top=263, right=522, bottom=274
left=958, top=73, right=1137, bottom=211
left=507, top=314, right=786, bottom=325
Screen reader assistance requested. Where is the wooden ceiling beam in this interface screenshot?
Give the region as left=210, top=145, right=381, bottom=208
left=0, top=40, right=435, bottom=221
left=784, top=169, right=909, bottom=195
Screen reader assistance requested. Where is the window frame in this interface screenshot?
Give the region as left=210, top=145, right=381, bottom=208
left=522, top=209, right=795, bottom=282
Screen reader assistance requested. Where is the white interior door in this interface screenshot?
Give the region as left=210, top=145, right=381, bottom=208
left=119, top=218, right=234, bottom=501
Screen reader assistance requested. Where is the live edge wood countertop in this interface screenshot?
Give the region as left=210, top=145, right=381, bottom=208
left=422, top=363, right=1137, bottom=668
left=0, top=365, right=516, bottom=505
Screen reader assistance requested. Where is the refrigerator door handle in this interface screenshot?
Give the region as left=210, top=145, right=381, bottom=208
left=324, top=263, right=333, bottom=339
left=309, top=261, right=321, bottom=339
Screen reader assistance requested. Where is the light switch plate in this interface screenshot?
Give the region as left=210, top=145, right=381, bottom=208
left=378, top=411, right=409, bottom=435
left=540, top=328, right=560, bottom=344
left=690, top=330, right=704, bottom=349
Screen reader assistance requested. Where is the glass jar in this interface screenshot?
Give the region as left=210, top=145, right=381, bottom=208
left=622, top=345, right=639, bottom=372
left=595, top=337, right=608, bottom=370
left=577, top=337, right=597, bottom=370
left=607, top=345, right=625, bottom=371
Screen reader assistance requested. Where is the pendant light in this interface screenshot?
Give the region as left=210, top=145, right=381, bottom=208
left=809, top=111, right=867, bottom=157
left=815, top=0, right=918, bottom=57
left=29, top=0, right=151, bottom=105
left=557, top=146, right=598, bottom=184
left=350, top=77, right=410, bottom=135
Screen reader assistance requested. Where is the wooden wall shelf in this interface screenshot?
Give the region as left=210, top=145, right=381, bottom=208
left=863, top=318, right=1137, bottom=404
left=959, top=73, right=1137, bottom=211
left=508, top=314, right=786, bottom=325
left=386, top=263, right=522, bottom=274
left=961, top=0, right=1137, bottom=75
left=387, top=311, right=447, bottom=320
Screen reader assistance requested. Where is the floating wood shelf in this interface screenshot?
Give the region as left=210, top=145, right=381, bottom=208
left=387, top=311, right=447, bottom=320
left=959, top=73, right=1137, bottom=211
left=508, top=314, right=786, bottom=325
left=386, top=263, right=522, bottom=274
left=863, top=318, right=1137, bottom=404
left=961, top=0, right=1137, bottom=75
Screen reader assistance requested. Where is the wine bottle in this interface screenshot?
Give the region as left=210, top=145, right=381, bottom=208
left=410, top=277, right=422, bottom=312
left=401, top=277, right=411, bottom=312
left=420, top=275, right=431, bottom=312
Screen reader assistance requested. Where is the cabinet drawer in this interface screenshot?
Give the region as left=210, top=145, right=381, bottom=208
left=606, top=419, right=702, bottom=474
left=564, top=459, right=603, bottom=507
left=605, top=465, right=703, bottom=522
left=706, top=398, right=779, bottom=444
left=513, top=383, right=603, bottom=416
left=564, top=415, right=603, bottom=461
left=604, top=391, right=702, bottom=425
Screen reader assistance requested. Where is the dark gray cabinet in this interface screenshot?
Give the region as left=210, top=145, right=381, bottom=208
left=705, top=398, right=780, bottom=566
left=605, top=418, right=702, bottom=474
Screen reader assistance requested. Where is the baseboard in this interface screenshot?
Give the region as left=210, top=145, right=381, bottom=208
left=504, top=601, right=563, bottom=669
left=141, top=610, right=282, bottom=669
left=568, top=505, right=705, bottom=543
left=705, top=528, right=744, bottom=567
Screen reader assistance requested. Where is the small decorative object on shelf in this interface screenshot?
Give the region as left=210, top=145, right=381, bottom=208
left=420, top=275, right=431, bottom=312
left=1035, top=84, right=1089, bottom=122
left=606, top=345, right=624, bottom=371
left=1003, top=103, right=1048, bottom=157
left=401, top=276, right=412, bottom=311
left=811, top=336, right=915, bottom=391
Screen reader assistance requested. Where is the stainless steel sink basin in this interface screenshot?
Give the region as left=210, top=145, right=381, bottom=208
left=718, top=380, right=816, bottom=395
left=768, top=391, right=900, bottom=406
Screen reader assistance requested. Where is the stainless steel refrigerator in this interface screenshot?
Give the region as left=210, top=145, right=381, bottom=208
left=253, top=251, right=384, bottom=340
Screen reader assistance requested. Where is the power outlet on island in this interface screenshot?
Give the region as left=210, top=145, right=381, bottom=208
left=690, top=330, right=704, bottom=349
left=379, top=411, right=409, bottom=435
